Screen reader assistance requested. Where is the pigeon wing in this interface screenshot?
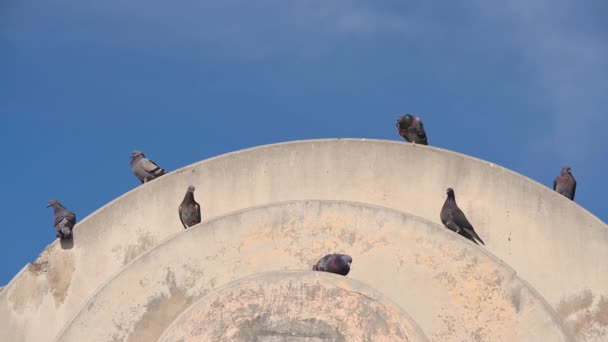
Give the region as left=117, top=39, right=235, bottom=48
left=195, top=202, right=201, bottom=223
left=140, top=158, right=163, bottom=174
left=416, top=122, right=428, bottom=143
left=178, top=204, right=187, bottom=229
left=452, top=207, right=485, bottom=245
left=53, top=212, right=64, bottom=227
left=452, top=206, right=474, bottom=229
left=553, top=178, right=557, bottom=191
left=313, top=254, right=332, bottom=271
left=67, top=211, right=76, bottom=225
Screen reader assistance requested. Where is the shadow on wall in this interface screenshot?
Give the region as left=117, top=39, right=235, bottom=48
left=60, top=238, right=74, bottom=250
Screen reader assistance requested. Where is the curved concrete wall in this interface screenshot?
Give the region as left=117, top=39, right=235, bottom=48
left=158, top=270, right=429, bottom=342
left=56, top=201, right=573, bottom=342
left=1, top=139, right=605, bottom=341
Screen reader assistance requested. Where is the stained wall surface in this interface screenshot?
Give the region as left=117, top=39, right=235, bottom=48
left=56, top=201, right=573, bottom=342
left=158, top=270, right=429, bottom=342
left=0, top=139, right=605, bottom=341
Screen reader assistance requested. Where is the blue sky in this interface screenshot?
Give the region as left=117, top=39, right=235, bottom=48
left=1, top=1, right=606, bottom=285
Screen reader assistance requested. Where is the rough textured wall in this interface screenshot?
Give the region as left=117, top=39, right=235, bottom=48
left=158, top=270, right=429, bottom=342
left=56, top=201, right=573, bottom=342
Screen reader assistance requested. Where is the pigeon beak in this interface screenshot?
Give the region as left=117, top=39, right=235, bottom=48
left=46, top=204, right=51, bottom=208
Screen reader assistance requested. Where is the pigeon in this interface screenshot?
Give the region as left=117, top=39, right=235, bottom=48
left=440, top=188, right=485, bottom=245
left=553, top=166, right=576, bottom=200
left=130, top=150, right=167, bottom=184
left=396, top=114, right=428, bottom=145
left=312, top=254, right=352, bottom=276
left=47, top=199, right=76, bottom=240
left=178, top=185, right=201, bottom=229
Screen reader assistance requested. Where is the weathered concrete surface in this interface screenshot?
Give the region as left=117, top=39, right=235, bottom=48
left=1, top=139, right=606, bottom=341
left=158, top=270, right=429, bottom=342
left=56, top=201, right=573, bottom=342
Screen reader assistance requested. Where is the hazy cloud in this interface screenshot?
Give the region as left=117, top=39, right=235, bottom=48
left=5, top=1, right=416, bottom=61
left=477, top=0, right=608, bottom=163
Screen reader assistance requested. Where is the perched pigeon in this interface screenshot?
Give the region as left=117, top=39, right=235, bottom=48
left=47, top=199, right=76, bottom=240
left=553, top=166, right=576, bottom=200
left=178, top=185, right=201, bottom=229
left=130, top=150, right=167, bottom=184
left=312, top=254, right=352, bottom=276
left=396, top=114, right=428, bottom=145
left=440, top=188, right=485, bottom=245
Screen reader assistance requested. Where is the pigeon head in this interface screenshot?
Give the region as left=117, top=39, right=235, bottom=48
left=330, top=254, right=353, bottom=275
left=47, top=199, right=61, bottom=208
left=131, top=150, right=145, bottom=159
left=561, top=166, right=572, bottom=175
left=183, top=185, right=197, bottom=203
left=446, top=188, right=456, bottom=200
left=396, top=114, right=412, bottom=129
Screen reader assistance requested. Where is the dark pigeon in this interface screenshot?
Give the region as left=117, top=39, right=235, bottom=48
left=178, top=185, right=201, bottom=229
left=47, top=199, right=76, bottom=240
left=396, top=114, right=428, bottom=145
left=312, top=254, right=352, bottom=276
left=553, top=166, right=576, bottom=200
left=440, top=188, right=485, bottom=245
left=130, top=150, right=167, bottom=184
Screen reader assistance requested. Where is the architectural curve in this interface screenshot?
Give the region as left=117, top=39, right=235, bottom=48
left=0, top=139, right=605, bottom=341
left=158, top=270, right=429, bottom=342
left=56, top=201, right=573, bottom=342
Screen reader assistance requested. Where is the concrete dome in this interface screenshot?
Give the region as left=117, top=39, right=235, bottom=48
left=0, top=139, right=605, bottom=341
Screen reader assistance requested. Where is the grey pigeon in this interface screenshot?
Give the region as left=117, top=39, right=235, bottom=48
left=47, top=199, right=76, bottom=240
left=553, top=166, right=576, bottom=200
left=312, top=254, right=352, bottom=276
left=396, top=114, right=428, bottom=145
left=440, top=188, right=485, bottom=245
left=178, top=185, right=201, bottom=229
left=130, top=150, right=167, bottom=184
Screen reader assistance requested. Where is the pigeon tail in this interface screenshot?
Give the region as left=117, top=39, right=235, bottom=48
left=60, top=227, right=72, bottom=240
left=468, top=230, right=485, bottom=245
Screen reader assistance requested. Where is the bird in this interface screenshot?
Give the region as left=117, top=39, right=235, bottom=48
left=440, top=188, right=485, bottom=245
left=553, top=166, right=576, bottom=200
left=47, top=199, right=76, bottom=240
left=130, top=150, right=167, bottom=184
left=178, top=185, right=201, bottom=229
left=312, top=254, right=352, bottom=276
left=396, top=114, right=428, bottom=145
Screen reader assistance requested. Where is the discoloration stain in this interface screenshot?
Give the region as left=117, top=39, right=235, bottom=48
left=122, top=232, right=157, bottom=265
left=7, top=271, right=48, bottom=314
left=510, top=283, right=522, bottom=313
left=596, top=297, right=608, bottom=326
left=558, top=291, right=608, bottom=339
left=411, top=236, right=520, bottom=341
left=235, top=314, right=344, bottom=341
left=47, top=252, right=75, bottom=305
left=558, top=290, right=594, bottom=319
left=9, top=247, right=75, bottom=311
left=158, top=272, right=419, bottom=342
left=126, top=268, right=193, bottom=342
left=29, top=254, right=49, bottom=275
